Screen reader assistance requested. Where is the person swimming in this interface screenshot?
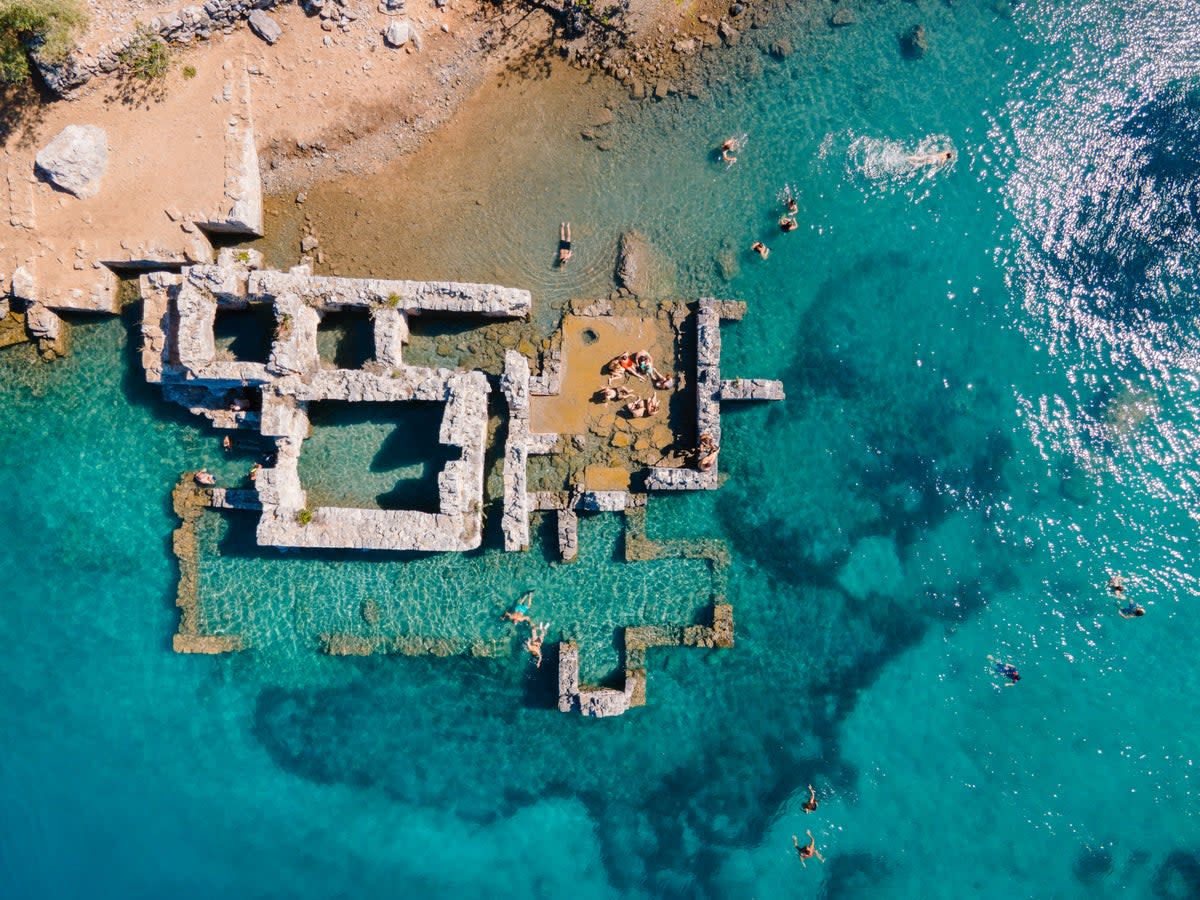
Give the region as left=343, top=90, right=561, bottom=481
left=907, top=149, right=955, bottom=168
left=503, top=591, right=535, bottom=624
left=792, top=831, right=825, bottom=867
left=721, top=138, right=738, bottom=164
left=556, top=222, right=573, bottom=266
left=751, top=241, right=769, bottom=259
left=779, top=215, right=798, bottom=232
left=526, top=621, right=549, bottom=668
left=1107, top=575, right=1126, bottom=597
left=988, top=655, right=1020, bottom=686
left=1118, top=601, right=1146, bottom=619
left=801, top=784, right=818, bottom=813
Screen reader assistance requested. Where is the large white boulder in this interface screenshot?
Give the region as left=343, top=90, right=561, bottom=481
left=34, top=125, right=109, bottom=199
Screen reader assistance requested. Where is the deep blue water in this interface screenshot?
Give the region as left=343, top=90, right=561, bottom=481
left=5, top=1, right=1200, bottom=897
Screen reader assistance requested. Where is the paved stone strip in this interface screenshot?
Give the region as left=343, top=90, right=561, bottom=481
left=500, top=350, right=531, bottom=552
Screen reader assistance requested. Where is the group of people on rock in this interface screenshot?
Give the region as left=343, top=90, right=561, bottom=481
left=597, top=350, right=671, bottom=418
left=502, top=591, right=549, bottom=668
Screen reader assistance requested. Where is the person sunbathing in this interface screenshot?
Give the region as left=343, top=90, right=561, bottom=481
left=697, top=433, right=720, bottom=472
left=644, top=393, right=661, bottom=416
left=194, top=468, right=216, bottom=486
left=652, top=372, right=673, bottom=391
left=624, top=397, right=647, bottom=418
left=595, top=385, right=633, bottom=403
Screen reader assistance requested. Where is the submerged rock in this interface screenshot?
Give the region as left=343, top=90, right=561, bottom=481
left=902, top=23, right=928, bottom=58
left=34, top=124, right=108, bottom=199
left=615, top=230, right=650, bottom=295
left=831, top=9, right=856, bottom=26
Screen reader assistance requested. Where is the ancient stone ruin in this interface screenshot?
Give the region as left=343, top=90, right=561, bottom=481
left=141, top=251, right=783, bottom=717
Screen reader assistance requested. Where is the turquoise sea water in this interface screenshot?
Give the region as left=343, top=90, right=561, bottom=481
left=6, top=1, right=1200, bottom=896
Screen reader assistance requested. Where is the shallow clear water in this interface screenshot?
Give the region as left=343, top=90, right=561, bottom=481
left=6, top=1, right=1200, bottom=897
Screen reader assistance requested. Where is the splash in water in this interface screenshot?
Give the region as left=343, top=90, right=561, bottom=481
left=846, top=133, right=956, bottom=185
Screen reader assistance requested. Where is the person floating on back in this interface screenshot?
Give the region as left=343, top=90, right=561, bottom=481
left=801, top=784, right=818, bottom=814
left=558, top=222, right=573, bottom=267
left=503, top=591, right=534, bottom=624
left=793, top=831, right=825, bottom=868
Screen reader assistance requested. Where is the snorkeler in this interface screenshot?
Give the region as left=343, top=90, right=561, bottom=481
left=792, top=831, right=825, bottom=867
left=988, top=655, right=1020, bottom=686
left=751, top=241, right=769, bottom=259
left=503, top=591, right=535, bottom=624
left=1118, top=601, right=1146, bottom=619
left=558, top=222, right=573, bottom=266
left=802, top=785, right=818, bottom=814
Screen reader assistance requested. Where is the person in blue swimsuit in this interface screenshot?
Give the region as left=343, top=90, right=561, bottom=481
left=503, top=591, right=534, bottom=624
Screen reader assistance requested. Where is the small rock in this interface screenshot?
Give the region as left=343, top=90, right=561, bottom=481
left=247, top=10, right=283, bottom=44
left=653, top=80, right=669, bottom=99
left=301, top=234, right=319, bottom=252
left=440, top=22, right=449, bottom=32
left=718, top=20, right=739, bottom=44
left=384, top=19, right=412, bottom=46
left=630, top=80, right=646, bottom=100
left=729, top=2, right=744, bottom=15
left=295, top=192, right=307, bottom=204
left=768, top=38, right=793, bottom=58
left=832, top=9, right=856, bottom=26
left=384, top=0, right=406, bottom=8
left=34, top=125, right=108, bottom=199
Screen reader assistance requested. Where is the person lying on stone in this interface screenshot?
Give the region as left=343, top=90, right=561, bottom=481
left=607, top=352, right=642, bottom=383
left=595, top=385, right=633, bottom=403
left=696, top=433, right=720, bottom=472
left=652, top=372, right=673, bottom=391
left=194, top=468, right=216, bottom=486
left=624, top=396, right=646, bottom=418
left=635, top=350, right=654, bottom=378
left=644, top=393, right=661, bottom=416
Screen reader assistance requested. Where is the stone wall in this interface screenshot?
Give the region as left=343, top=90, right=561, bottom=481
left=500, top=350, right=531, bottom=552
left=33, top=0, right=292, bottom=97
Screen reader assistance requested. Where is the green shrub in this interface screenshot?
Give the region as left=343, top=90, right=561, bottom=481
left=0, top=0, right=87, bottom=83
left=296, top=507, right=314, bottom=526
left=181, top=63, right=195, bottom=79
left=386, top=293, right=401, bottom=307
left=117, top=24, right=170, bottom=81
left=235, top=250, right=251, bottom=264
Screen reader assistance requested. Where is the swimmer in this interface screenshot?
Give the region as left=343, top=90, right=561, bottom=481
left=526, top=621, right=549, bottom=668
left=792, top=831, right=825, bottom=868
left=785, top=194, right=799, bottom=215
left=697, top=433, right=720, bottom=472
left=779, top=215, right=798, bottom=233
left=1118, top=601, right=1146, bottom=619
left=906, top=149, right=955, bottom=168
left=988, top=655, right=1020, bottom=686
left=721, top=138, right=738, bottom=164
left=751, top=241, right=769, bottom=259
left=222, top=435, right=233, bottom=451
left=1107, top=575, right=1126, bottom=597
left=503, top=591, right=535, bottom=624
left=801, top=784, right=818, bottom=814
left=249, top=462, right=262, bottom=482
left=558, top=222, right=573, bottom=266
left=193, top=468, right=216, bottom=486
